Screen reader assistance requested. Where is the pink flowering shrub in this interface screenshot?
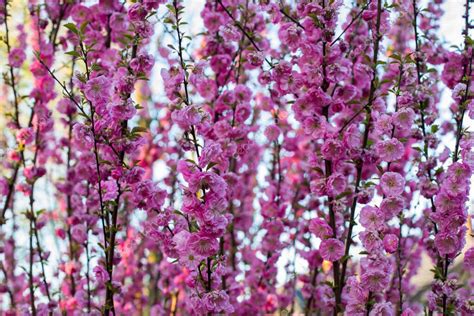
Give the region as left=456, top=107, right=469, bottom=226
left=0, top=0, right=474, bottom=315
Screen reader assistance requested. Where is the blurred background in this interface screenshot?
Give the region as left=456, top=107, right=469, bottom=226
left=0, top=0, right=473, bottom=312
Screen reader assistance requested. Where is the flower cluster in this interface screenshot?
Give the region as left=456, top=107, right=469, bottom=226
left=0, top=0, right=473, bottom=315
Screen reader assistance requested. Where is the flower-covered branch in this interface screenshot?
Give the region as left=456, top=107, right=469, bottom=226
left=0, top=0, right=474, bottom=315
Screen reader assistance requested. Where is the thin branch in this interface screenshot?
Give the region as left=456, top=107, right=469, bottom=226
left=279, top=7, right=305, bottom=30
left=338, top=0, right=383, bottom=301
left=331, top=1, right=372, bottom=47
left=216, top=0, right=273, bottom=68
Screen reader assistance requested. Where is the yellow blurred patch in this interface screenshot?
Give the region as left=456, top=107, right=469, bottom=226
left=322, top=260, right=332, bottom=273
left=468, top=214, right=472, bottom=235
left=170, top=292, right=178, bottom=313
left=196, top=189, right=203, bottom=199
left=148, top=252, right=158, bottom=264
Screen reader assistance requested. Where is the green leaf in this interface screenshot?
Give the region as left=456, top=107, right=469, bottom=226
left=340, top=254, right=352, bottom=262
left=389, top=53, right=401, bottom=61
left=430, top=266, right=444, bottom=280
left=206, top=162, right=218, bottom=170
left=185, top=159, right=197, bottom=165
left=173, top=210, right=187, bottom=219
left=131, top=126, right=147, bottom=134
left=335, top=190, right=351, bottom=200
left=90, top=63, right=102, bottom=71
left=80, top=21, right=88, bottom=33
left=64, top=23, right=79, bottom=35
left=65, top=50, right=80, bottom=57
left=466, top=35, right=474, bottom=47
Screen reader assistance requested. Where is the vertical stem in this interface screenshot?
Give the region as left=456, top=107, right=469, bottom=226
left=172, top=2, right=215, bottom=303
left=65, top=58, right=77, bottom=296
left=29, top=123, right=52, bottom=306
left=85, top=239, right=91, bottom=313
left=441, top=1, right=472, bottom=314
left=412, top=0, right=439, bottom=220
left=85, top=184, right=92, bottom=313
left=397, top=215, right=404, bottom=316
left=339, top=0, right=383, bottom=298
left=29, top=217, right=36, bottom=316
left=366, top=291, right=373, bottom=315
left=0, top=0, right=22, bottom=225
left=0, top=263, right=16, bottom=309
left=3, top=0, right=20, bottom=126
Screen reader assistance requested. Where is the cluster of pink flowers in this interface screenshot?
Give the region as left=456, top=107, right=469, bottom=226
left=0, top=0, right=474, bottom=315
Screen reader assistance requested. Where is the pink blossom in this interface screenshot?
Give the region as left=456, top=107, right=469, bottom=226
left=102, top=180, right=118, bottom=201
left=199, top=142, right=222, bottom=168
left=435, top=232, right=461, bottom=256
left=319, top=238, right=344, bottom=262
left=23, top=166, right=46, bottom=181
left=70, top=5, right=91, bottom=23
left=93, top=265, right=108, bottom=284
left=383, top=234, right=398, bottom=253
left=321, top=139, right=345, bottom=161
left=264, top=124, right=281, bottom=142
left=16, top=127, right=34, bottom=144
left=392, top=107, right=415, bottom=129
left=360, top=231, right=383, bottom=254
left=130, top=53, right=154, bottom=75
left=128, top=3, right=147, bottom=21
left=110, top=12, right=129, bottom=32
left=202, top=10, right=225, bottom=33
left=0, top=1, right=472, bottom=314
left=303, top=115, right=327, bottom=138
left=171, top=106, right=201, bottom=130
left=84, top=76, right=112, bottom=105
left=380, top=196, right=404, bottom=219
left=360, top=206, right=384, bottom=231
left=401, top=309, right=416, bottom=316
left=188, top=234, right=219, bottom=257
left=55, top=228, right=66, bottom=240
left=71, top=224, right=87, bottom=244
left=8, top=48, right=26, bottom=68
left=202, top=290, right=234, bottom=313
left=380, top=172, right=405, bottom=197
left=361, top=267, right=390, bottom=292
left=464, top=247, right=474, bottom=270
left=326, top=173, right=346, bottom=197
left=309, top=218, right=333, bottom=239
left=369, top=302, right=394, bottom=316
left=0, top=177, right=8, bottom=196
left=375, top=138, right=404, bottom=162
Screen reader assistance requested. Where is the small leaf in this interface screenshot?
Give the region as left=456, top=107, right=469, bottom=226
left=206, top=162, right=218, bottom=170
left=64, top=23, right=79, bottom=35
left=65, top=50, right=80, bottom=57
left=131, top=126, right=147, bottom=134
left=80, top=21, right=88, bottom=33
